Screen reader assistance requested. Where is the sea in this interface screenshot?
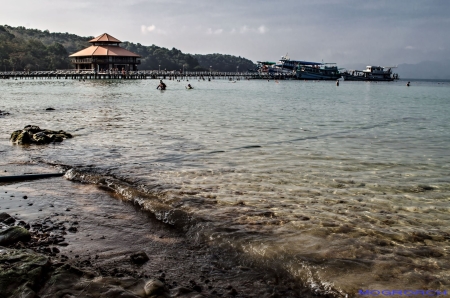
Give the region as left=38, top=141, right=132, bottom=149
left=1, top=77, right=449, bottom=297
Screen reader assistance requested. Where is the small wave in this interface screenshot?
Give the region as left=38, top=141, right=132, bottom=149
left=63, top=167, right=346, bottom=297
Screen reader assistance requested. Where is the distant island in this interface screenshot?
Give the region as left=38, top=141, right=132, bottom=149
left=0, top=25, right=256, bottom=72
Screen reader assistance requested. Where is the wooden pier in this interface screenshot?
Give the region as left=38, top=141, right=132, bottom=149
left=0, top=70, right=297, bottom=81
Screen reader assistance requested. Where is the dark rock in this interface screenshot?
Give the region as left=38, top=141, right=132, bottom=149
left=0, top=226, right=31, bottom=245
left=193, top=284, right=202, bottom=292
left=12, top=131, right=32, bottom=145
left=228, top=288, right=238, bottom=296
left=23, top=125, right=42, bottom=134
left=23, top=195, right=28, bottom=199
left=130, top=251, right=149, bottom=264
left=0, top=212, right=12, bottom=222
left=0, top=248, right=51, bottom=298
left=10, top=125, right=73, bottom=145
left=45, top=108, right=55, bottom=111
left=33, top=132, right=51, bottom=144
left=17, top=220, right=28, bottom=228
left=3, top=217, right=15, bottom=225
left=68, top=226, right=77, bottom=233
left=9, top=130, right=22, bottom=142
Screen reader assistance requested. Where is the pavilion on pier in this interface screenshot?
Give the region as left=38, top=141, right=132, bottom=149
left=69, top=33, right=141, bottom=71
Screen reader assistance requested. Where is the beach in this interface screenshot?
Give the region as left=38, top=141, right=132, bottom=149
left=1, top=162, right=309, bottom=297
left=1, top=78, right=450, bottom=297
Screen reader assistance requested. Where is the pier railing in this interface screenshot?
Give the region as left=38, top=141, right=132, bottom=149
left=0, top=70, right=296, bottom=80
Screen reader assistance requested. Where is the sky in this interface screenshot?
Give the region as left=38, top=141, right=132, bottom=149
left=1, top=0, right=450, bottom=68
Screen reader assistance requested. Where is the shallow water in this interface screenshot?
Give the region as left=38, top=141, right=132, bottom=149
left=1, top=78, right=450, bottom=296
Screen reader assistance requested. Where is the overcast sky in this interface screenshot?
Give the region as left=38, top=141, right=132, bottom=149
left=2, top=0, right=449, bottom=67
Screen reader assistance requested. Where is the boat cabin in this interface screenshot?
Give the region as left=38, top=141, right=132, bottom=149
left=364, top=66, right=387, bottom=74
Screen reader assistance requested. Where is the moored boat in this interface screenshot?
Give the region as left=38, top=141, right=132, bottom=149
left=295, top=62, right=341, bottom=80
left=342, top=66, right=398, bottom=81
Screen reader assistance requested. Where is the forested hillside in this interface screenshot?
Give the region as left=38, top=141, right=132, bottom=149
left=121, top=42, right=203, bottom=71
left=0, top=25, right=256, bottom=71
left=0, top=25, right=73, bottom=71
left=194, top=54, right=256, bottom=72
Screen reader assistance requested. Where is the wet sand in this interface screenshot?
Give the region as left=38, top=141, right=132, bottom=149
left=0, top=163, right=315, bottom=298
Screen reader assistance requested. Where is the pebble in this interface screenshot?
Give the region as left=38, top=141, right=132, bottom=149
left=130, top=251, right=149, bottom=264
left=144, top=279, right=165, bottom=296
left=228, top=288, right=238, bottom=296
left=68, top=227, right=77, bottom=233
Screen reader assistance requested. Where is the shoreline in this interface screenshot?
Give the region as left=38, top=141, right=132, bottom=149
left=0, top=163, right=316, bottom=298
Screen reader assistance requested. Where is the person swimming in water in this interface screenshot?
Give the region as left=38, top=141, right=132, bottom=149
left=157, top=80, right=167, bottom=90
left=186, top=84, right=193, bottom=89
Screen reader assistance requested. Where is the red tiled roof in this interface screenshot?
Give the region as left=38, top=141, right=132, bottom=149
left=89, top=33, right=121, bottom=43
left=69, top=45, right=141, bottom=57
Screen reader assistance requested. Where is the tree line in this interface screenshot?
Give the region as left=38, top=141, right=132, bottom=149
left=0, top=25, right=256, bottom=72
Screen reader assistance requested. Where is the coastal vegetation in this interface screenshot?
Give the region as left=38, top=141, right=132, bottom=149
left=0, top=25, right=73, bottom=71
left=193, top=54, right=257, bottom=72
left=0, top=25, right=256, bottom=72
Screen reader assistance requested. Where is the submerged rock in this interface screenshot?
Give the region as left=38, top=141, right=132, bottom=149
left=130, top=251, right=149, bottom=264
left=0, top=248, right=51, bottom=298
left=0, top=226, right=31, bottom=246
left=10, top=125, right=73, bottom=145
left=0, top=212, right=13, bottom=223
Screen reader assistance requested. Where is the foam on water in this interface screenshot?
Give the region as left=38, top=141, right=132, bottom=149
left=1, top=78, right=449, bottom=296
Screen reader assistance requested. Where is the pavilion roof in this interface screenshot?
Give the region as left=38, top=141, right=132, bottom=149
left=89, top=33, right=121, bottom=43
left=69, top=45, right=141, bottom=57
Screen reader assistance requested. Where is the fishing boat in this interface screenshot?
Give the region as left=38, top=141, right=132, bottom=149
left=295, top=62, right=341, bottom=80
left=341, top=66, right=399, bottom=81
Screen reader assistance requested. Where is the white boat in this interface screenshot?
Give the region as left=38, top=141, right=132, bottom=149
left=342, top=66, right=399, bottom=81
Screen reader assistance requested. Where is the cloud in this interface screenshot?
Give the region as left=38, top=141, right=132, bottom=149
left=239, top=25, right=267, bottom=34
left=206, top=28, right=223, bottom=35
left=141, top=25, right=166, bottom=35
left=405, top=46, right=415, bottom=50
left=240, top=26, right=249, bottom=34
left=258, top=25, right=267, bottom=34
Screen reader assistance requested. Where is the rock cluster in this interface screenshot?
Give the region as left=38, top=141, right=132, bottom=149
left=0, top=110, right=10, bottom=116
left=0, top=213, right=171, bottom=298
left=10, top=125, right=73, bottom=145
left=1, top=212, right=70, bottom=255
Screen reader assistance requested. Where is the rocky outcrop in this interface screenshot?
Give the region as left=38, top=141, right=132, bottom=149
left=0, top=248, right=51, bottom=298
left=10, top=125, right=73, bottom=145
left=0, top=226, right=31, bottom=246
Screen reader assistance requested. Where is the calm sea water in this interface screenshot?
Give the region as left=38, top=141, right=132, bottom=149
left=1, top=78, right=449, bottom=296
